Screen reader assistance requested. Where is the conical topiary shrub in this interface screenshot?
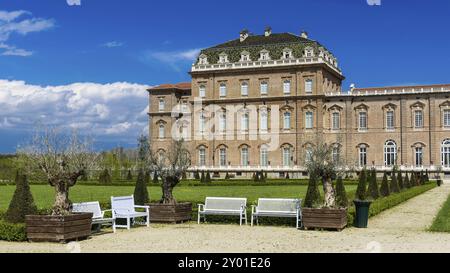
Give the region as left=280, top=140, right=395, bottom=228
left=285, top=172, right=290, bottom=180
left=126, top=169, right=133, bottom=181
left=355, top=169, right=368, bottom=200
left=390, top=171, right=400, bottom=193
left=425, top=169, right=430, bottom=182
left=205, top=171, right=211, bottom=183
left=410, top=172, right=417, bottom=187
left=134, top=169, right=149, bottom=205
left=303, top=174, right=321, bottom=208
left=335, top=176, right=348, bottom=208
left=144, top=171, right=150, bottom=185
left=404, top=172, right=411, bottom=188
left=379, top=172, right=390, bottom=197
left=260, top=171, right=267, bottom=183
left=200, top=170, right=205, bottom=183
left=397, top=169, right=404, bottom=190
left=367, top=168, right=379, bottom=200
left=194, top=170, right=200, bottom=180
left=224, top=172, right=230, bottom=180
left=5, top=171, right=37, bottom=223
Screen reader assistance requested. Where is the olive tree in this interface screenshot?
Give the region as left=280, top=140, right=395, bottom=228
left=17, top=126, right=98, bottom=215
left=304, top=136, right=343, bottom=208
left=148, top=139, right=191, bottom=204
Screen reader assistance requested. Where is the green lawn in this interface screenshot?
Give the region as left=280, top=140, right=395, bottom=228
left=430, top=192, right=450, bottom=232
left=0, top=184, right=357, bottom=211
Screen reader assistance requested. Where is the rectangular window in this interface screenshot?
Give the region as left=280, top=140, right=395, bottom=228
left=199, top=115, right=205, bottom=133
left=158, top=98, right=165, bottom=112
left=241, top=82, right=248, bottom=96
left=332, top=112, right=340, bottom=130
left=305, top=79, right=313, bottom=94
left=219, top=83, right=227, bottom=97
left=199, top=149, right=206, bottom=166
left=219, top=113, right=226, bottom=133
left=305, top=112, right=313, bottom=129
left=260, top=81, right=268, bottom=95
left=386, top=111, right=394, bottom=130
left=219, top=148, right=227, bottom=167
left=444, top=110, right=450, bottom=127
left=359, top=147, right=367, bottom=167
left=283, top=112, right=291, bottom=130
left=283, top=148, right=291, bottom=167
left=415, top=147, right=423, bottom=167
left=260, top=112, right=268, bottom=131
left=359, top=112, right=367, bottom=130
left=159, top=125, right=164, bottom=139
left=241, top=148, right=248, bottom=166
left=283, top=80, right=291, bottom=94
left=199, top=85, right=206, bottom=98
left=415, top=110, right=423, bottom=128
left=241, top=113, right=249, bottom=132
left=260, top=148, right=268, bottom=167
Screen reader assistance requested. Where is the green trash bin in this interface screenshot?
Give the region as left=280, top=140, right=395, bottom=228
left=353, top=200, right=372, bottom=228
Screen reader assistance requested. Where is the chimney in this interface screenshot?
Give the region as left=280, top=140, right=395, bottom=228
left=264, top=26, right=272, bottom=37
left=240, top=29, right=249, bottom=42
left=300, top=30, right=308, bottom=39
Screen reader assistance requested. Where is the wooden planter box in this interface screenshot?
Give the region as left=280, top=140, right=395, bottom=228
left=25, top=213, right=93, bottom=243
left=302, top=208, right=347, bottom=231
left=147, top=202, right=192, bottom=223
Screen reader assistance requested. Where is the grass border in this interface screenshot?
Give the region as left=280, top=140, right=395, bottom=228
left=429, top=188, right=450, bottom=232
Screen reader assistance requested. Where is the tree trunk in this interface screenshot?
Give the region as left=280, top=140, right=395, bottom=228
left=322, top=177, right=336, bottom=208
left=160, top=176, right=177, bottom=204
left=52, top=182, right=72, bottom=215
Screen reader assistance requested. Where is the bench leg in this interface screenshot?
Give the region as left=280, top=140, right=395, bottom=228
left=244, top=211, right=247, bottom=225
left=146, top=213, right=150, bottom=227
left=197, top=211, right=200, bottom=224
left=251, top=214, right=254, bottom=226
left=239, top=214, right=242, bottom=226
left=126, top=217, right=131, bottom=230
left=112, top=220, right=116, bottom=233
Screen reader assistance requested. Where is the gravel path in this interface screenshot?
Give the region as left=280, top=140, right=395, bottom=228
left=2, top=185, right=450, bottom=253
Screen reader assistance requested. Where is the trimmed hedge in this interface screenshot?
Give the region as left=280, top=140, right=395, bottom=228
left=0, top=220, right=27, bottom=241
left=347, top=182, right=436, bottom=226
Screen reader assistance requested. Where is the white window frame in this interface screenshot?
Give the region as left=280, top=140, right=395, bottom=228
left=241, top=112, right=249, bottom=132
left=305, top=111, right=313, bottom=129
left=219, top=83, right=227, bottom=97
left=199, top=148, right=206, bottom=166
left=158, top=98, right=165, bottom=112
left=414, top=110, right=424, bottom=128
left=384, top=140, right=397, bottom=167
left=444, top=109, right=450, bottom=128
left=332, top=112, right=340, bottom=130
left=241, top=81, right=248, bottom=96
left=219, top=112, right=226, bottom=133
left=219, top=148, right=227, bottom=167
left=199, top=114, right=206, bottom=134
left=283, top=147, right=291, bottom=167
left=260, top=111, right=268, bottom=132
left=415, top=146, right=423, bottom=167
left=283, top=80, right=291, bottom=95
left=359, top=111, right=367, bottom=131
left=260, top=146, right=268, bottom=167
left=359, top=146, right=367, bottom=167
left=305, top=79, right=313, bottom=94
left=386, top=110, right=394, bottom=130
left=158, top=124, right=165, bottom=139
left=241, top=147, right=249, bottom=166
left=260, top=81, right=268, bottom=95
left=442, top=139, right=450, bottom=168
left=283, top=112, right=291, bottom=130
left=199, top=85, right=206, bottom=98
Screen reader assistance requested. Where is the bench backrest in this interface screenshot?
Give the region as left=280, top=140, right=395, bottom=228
left=72, top=201, right=102, bottom=218
left=205, top=197, right=247, bottom=211
left=257, top=198, right=300, bottom=213
left=111, top=195, right=135, bottom=212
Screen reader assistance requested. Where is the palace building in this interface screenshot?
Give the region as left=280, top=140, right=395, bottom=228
left=147, top=28, right=450, bottom=178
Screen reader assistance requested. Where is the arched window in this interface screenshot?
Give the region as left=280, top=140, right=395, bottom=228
left=241, top=82, right=248, bottom=96
left=283, top=147, right=291, bottom=167
left=332, top=146, right=340, bottom=164
left=358, top=144, right=368, bottom=167
left=158, top=124, right=165, bottom=139
left=199, top=85, right=206, bottom=98
left=305, top=147, right=313, bottom=163
left=241, top=146, right=249, bottom=166
left=283, top=80, right=291, bottom=94
left=442, top=139, right=450, bottom=167
left=198, top=147, right=206, bottom=166
left=219, top=148, right=227, bottom=167
left=384, top=140, right=397, bottom=167
left=219, top=83, right=227, bottom=97
left=283, top=112, right=291, bottom=130
left=260, top=145, right=268, bottom=167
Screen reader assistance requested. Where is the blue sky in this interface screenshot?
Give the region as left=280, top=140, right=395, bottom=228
left=0, top=0, right=449, bottom=153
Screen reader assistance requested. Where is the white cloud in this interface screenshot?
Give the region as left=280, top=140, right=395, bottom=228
left=67, top=0, right=81, bottom=6
left=142, top=48, right=201, bottom=71
left=0, top=10, right=54, bottom=57
left=0, top=79, right=151, bottom=146
left=102, top=41, right=123, bottom=48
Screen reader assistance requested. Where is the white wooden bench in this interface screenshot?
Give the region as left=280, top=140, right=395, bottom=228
left=72, top=201, right=116, bottom=233
left=111, top=195, right=150, bottom=230
left=251, top=198, right=302, bottom=229
left=198, top=197, right=247, bottom=225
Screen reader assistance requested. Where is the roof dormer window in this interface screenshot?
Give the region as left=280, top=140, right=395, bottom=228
left=219, top=52, right=228, bottom=63
left=259, top=50, right=270, bottom=61
left=198, top=54, right=208, bottom=65
left=283, top=48, right=293, bottom=59
left=304, top=47, right=314, bottom=57
left=240, top=51, right=251, bottom=62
